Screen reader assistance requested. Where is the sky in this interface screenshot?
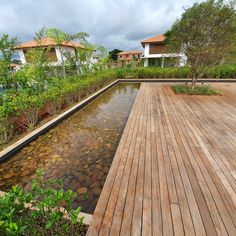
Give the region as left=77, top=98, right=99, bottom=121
left=0, top=0, right=198, bottom=51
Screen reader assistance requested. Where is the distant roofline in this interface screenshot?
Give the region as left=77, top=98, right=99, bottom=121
left=140, top=34, right=165, bottom=47
left=15, top=37, right=84, bottom=50
left=117, top=50, right=143, bottom=55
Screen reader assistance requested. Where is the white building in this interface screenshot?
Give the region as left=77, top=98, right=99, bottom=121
left=15, top=37, right=84, bottom=65
left=141, top=34, right=187, bottom=67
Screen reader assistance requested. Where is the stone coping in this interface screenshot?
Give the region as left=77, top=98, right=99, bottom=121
left=0, top=190, right=93, bottom=225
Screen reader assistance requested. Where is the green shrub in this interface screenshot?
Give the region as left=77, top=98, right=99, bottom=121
left=205, top=64, right=236, bottom=78
left=0, top=169, right=84, bottom=236
left=172, top=84, right=221, bottom=95
left=14, top=90, right=44, bottom=128
left=43, top=84, right=64, bottom=115
left=0, top=91, right=18, bottom=144
left=116, top=65, right=235, bottom=79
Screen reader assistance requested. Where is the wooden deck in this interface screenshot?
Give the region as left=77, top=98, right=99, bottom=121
left=87, top=82, right=236, bottom=236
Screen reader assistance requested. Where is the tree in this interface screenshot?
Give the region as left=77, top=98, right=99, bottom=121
left=93, top=45, right=109, bottom=71
left=165, top=0, right=236, bottom=87
left=109, top=49, right=123, bottom=61
left=14, top=48, right=49, bottom=90
left=45, top=28, right=89, bottom=78
left=0, top=34, right=18, bottom=88
left=76, top=42, right=109, bottom=73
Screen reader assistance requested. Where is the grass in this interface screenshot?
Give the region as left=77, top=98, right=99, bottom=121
left=171, top=84, right=221, bottom=95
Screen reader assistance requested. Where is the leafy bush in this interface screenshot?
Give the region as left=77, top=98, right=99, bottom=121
left=0, top=91, right=18, bottom=144
left=43, top=83, right=64, bottom=115
left=14, top=90, right=44, bottom=128
left=203, top=64, right=236, bottom=78
left=115, top=65, right=236, bottom=79
left=0, top=169, right=85, bottom=236
left=171, top=84, right=221, bottom=95
left=0, top=70, right=119, bottom=145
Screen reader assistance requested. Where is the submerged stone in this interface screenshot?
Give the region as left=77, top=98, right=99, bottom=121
left=77, top=187, right=88, bottom=195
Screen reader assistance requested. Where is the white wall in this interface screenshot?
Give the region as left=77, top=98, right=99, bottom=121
left=55, top=46, right=76, bottom=63
left=144, top=44, right=150, bottom=58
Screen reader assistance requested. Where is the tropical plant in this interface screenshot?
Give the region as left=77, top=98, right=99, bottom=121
left=0, top=169, right=84, bottom=236
left=45, top=28, right=89, bottom=78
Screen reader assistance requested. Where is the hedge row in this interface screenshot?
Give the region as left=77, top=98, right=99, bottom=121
left=116, top=64, right=236, bottom=79
left=0, top=70, right=117, bottom=145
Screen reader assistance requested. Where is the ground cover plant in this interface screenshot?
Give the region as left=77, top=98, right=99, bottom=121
left=171, top=84, right=221, bottom=95
left=0, top=169, right=87, bottom=236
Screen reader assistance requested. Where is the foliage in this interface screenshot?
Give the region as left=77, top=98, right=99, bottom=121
left=45, top=28, right=89, bottom=78
left=171, top=84, right=221, bottom=95
left=0, top=91, right=17, bottom=144
left=108, top=49, right=123, bottom=61
left=0, top=69, right=118, bottom=145
left=165, top=0, right=236, bottom=86
left=0, top=35, right=18, bottom=63
left=14, top=48, right=49, bottom=91
left=91, top=45, right=109, bottom=72
left=203, top=64, right=236, bottom=78
left=0, top=35, right=18, bottom=89
left=76, top=42, right=109, bottom=74
left=14, top=90, right=44, bottom=128
left=115, top=64, right=236, bottom=79
left=0, top=169, right=84, bottom=236
left=43, top=80, right=64, bottom=115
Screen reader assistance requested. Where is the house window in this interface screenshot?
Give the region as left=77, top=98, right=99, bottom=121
left=149, top=44, right=165, bottom=54
left=148, top=58, right=162, bottom=67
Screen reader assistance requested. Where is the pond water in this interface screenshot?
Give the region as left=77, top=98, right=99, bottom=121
left=0, top=83, right=140, bottom=214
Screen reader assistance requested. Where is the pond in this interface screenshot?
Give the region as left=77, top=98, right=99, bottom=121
left=0, top=83, right=140, bottom=214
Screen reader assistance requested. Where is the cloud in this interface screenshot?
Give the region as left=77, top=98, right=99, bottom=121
left=0, top=0, right=197, bottom=51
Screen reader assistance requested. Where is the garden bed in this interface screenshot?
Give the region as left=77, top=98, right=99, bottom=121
left=171, top=84, right=222, bottom=95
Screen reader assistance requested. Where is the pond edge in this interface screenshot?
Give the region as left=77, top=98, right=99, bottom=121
left=0, top=78, right=235, bottom=163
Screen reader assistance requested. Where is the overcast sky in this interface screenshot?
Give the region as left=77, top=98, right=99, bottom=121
left=0, top=0, right=198, bottom=51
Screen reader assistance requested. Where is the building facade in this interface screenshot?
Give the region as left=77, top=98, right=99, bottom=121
left=141, top=34, right=187, bottom=67
left=117, top=50, right=143, bottom=66
left=15, top=37, right=84, bottom=65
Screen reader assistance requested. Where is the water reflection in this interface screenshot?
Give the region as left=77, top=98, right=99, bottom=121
left=0, top=83, right=140, bottom=214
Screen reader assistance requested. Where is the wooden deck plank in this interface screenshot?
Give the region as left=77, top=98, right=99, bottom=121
left=158, top=88, right=208, bottom=236
left=162, top=86, right=236, bottom=233
left=87, top=82, right=236, bottom=236
left=142, top=85, right=152, bottom=236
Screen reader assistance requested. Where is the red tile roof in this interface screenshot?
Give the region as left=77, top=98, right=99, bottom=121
left=140, top=34, right=165, bottom=47
left=15, top=37, right=84, bottom=49
left=117, top=50, right=143, bottom=55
